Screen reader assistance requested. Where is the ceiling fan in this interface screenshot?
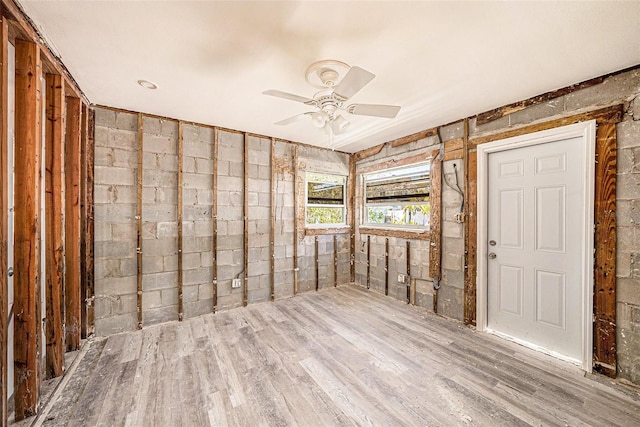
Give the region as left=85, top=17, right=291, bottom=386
left=263, top=60, right=401, bottom=136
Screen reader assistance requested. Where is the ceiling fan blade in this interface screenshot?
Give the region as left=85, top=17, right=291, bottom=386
left=348, top=103, right=401, bottom=118
left=263, top=89, right=314, bottom=104
left=333, top=66, right=375, bottom=100
left=274, top=112, right=312, bottom=126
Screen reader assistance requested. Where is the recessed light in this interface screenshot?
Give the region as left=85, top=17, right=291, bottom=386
left=137, top=79, right=158, bottom=90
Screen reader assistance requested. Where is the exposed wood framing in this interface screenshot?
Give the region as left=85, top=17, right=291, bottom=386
left=212, top=127, right=218, bottom=312
left=593, top=122, right=618, bottom=377
left=315, top=236, right=319, bottom=291
left=476, top=77, right=605, bottom=125
left=177, top=122, right=184, bottom=320
left=470, top=105, right=624, bottom=148
left=333, top=235, right=338, bottom=288
left=443, top=137, right=464, bottom=161
left=85, top=109, right=95, bottom=335
left=348, top=155, right=356, bottom=283
left=64, top=96, right=81, bottom=352
left=80, top=103, right=87, bottom=338
left=366, top=235, right=371, bottom=289
left=293, top=145, right=299, bottom=295
left=461, top=119, right=472, bottom=324
left=428, top=151, right=443, bottom=281
left=464, top=151, right=478, bottom=326
left=136, top=113, right=143, bottom=329
left=406, top=241, right=411, bottom=304
left=0, top=18, right=8, bottom=427
left=390, top=127, right=437, bottom=148
left=353, top=143, right=384, bottom=162
left=13, top=39, right=42, bottom=420
left=270, top=138, right=275, bottom=301
left=357, top=151, right=433, bottom=175
left=1, top=0, right=85, bottom=100
left=304, top=227, right=350, bottom=236
left=358, top=227, right=429, bottom=241
left=384, top=238, right=389, bottom=296
left=243, top=133, right=249, bottom=307
left=44, top=73, right=65, bottom=379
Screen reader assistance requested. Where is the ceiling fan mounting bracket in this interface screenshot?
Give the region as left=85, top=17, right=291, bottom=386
left=305, top=59, right=350, bottom=89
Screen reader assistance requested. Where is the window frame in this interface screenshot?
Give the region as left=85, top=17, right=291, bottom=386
left=304, top=171, right=347, bottom=228
left=362, top=162, right=431, bottom=230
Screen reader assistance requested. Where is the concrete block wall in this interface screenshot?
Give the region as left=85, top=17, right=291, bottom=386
left=93, top=107, right=351, bottom=335
left=296, top=145, right=351, bottom=292
left=353, top=67, right=640, bottom=385
left=93, top=109, right=139, bottom=335
left=182, top=124, right=215, bottom=317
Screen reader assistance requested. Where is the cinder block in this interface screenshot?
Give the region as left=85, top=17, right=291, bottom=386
left=618, top=120, right=640, bottom=149
left=95, top=240, right=136, bottom=259
left=95, top=166, right=136, bottom=186
left=142, top=237, right=177, bottom=257
left=94, top=203, right=136, bottom=223
left=108, top=129, right=138, bottom=151
left=142, top=271, right=178, bottom=291
left=184, top=267, right=212, bottom=286
left=142, top=116, right=162, bottom=135
left=565, top=69, right=640, bottom=111
left=618, top=278, right=640, bottom=306
left=184, top=299, right=214, bottom=319
left=144, top=134, right=177, bottom=155
left=95, top=313, right=137, bottom=337
left=228, top=161, right=244, bottom=177
left=143, top=169, right=177, bottom=188
left=161, top=287, right=179, bottom=306
left=164, top=255, right=178, bottom=272
left=184, top=285, right=199, bottom=303
left=143, top=305, right=178, bottom=326
left=442, top=252, right=463, bottom=271
left=509, top=98, right=564, bottom=126
left=142, top=256, right=164, bottom=274
left=95, top=276, right=137, bottom=297
left=95, top=108, right=116, bottom=128
left=142, top=290, right=162, bottom=309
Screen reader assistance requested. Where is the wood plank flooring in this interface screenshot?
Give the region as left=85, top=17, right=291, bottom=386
left=32, top=286, right=640, bottom=426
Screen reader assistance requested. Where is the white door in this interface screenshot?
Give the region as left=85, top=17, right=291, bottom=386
left=479, top=122, right=595, bottom=368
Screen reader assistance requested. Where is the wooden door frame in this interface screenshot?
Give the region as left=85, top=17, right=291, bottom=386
left=476, top=121, right=596, bottom=371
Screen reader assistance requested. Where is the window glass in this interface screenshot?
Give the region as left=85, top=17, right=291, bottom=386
left=364, top=163, right=430, bottom=228
left=306, top=173, right=346, bottom=226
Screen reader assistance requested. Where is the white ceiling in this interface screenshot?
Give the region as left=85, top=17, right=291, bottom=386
left=19, top=1, right=640, bottom=153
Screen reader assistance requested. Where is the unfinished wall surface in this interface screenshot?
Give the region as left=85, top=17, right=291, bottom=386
left=93, top=107, right=351, bottom=335
left=353, top=67, right=640, bottom=385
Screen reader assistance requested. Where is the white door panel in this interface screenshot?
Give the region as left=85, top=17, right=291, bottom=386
left=487, top=135, right=585, bottom=362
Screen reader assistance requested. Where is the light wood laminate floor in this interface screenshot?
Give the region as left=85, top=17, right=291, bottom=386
left=34, top=286, right=640, bottom=426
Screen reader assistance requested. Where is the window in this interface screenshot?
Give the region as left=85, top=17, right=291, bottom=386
left=305, top=172, right=346, bottom=226
left=364, top=163, right=430, bottom=228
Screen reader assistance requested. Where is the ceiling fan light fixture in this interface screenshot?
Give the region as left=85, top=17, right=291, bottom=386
left=331, top=115, right=350, bottom=134
left=311, top=111, right=327, bottom=128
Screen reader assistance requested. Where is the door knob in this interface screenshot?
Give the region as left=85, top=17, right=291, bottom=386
left=7, top=267, right=13, bottom=277
left=488, top=253, right=497, bottom=259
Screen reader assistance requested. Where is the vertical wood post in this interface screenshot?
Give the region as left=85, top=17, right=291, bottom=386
left=136, top=114, right=143, bottom=329
left=429, top=150, right=443, bottom=314
left=270, top=138, right=275, bottom=301
left=0, top=18, right=9, bottom=427
left=465, top=150, right=478, bottom=325
left=80, top=104, right=88, bottom=338
left=333, top=235, right=337, bottom=288
left=384, top=238, right=389, bottom=296
left=64, top=96, right=81, bottom=351
left=315, top=236, right=319, bottom=291
left=243, top=133, right=249, bottom=307
left=293, top=146, right=299, bottom=296
left=406, top=241, right=411, bottom=304
left=349, top=155, right=356, bottom=283
left=44, top=73, right=65, bottom=379
left=14, top=38, right=42, bottom=420
left=177, top=122, right=183, bottom=320
left=85, top=109, right=95, bottom=335
left=593, top=122, right=617, bottom=377
left=366, top=235, right=370, bottom=289
left=212, top=128, right=218, bottom=312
